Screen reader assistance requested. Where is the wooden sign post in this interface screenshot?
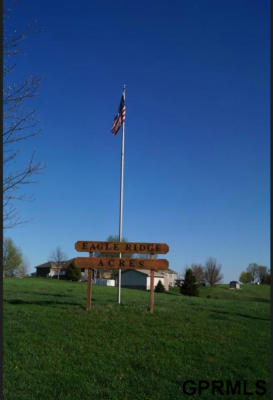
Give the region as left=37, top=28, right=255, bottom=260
left=74, top=241, right=169, bottom=312
left=86, top=268, right=92, bottom=311
left=150, top=270, right=155, bottom=313
left=150, top=254, right=155, bottom=313
left=85, top=252, right=94, bottom=311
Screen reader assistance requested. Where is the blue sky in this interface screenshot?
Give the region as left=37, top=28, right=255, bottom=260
left=5, top=0, right=270, bottom=282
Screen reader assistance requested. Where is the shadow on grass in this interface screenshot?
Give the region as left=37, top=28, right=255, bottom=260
left=164, top=291, right=181, bottom=296
left=203, top=295, right=270, bottom=304
left=236, top=313, right=270, bottom=321
left=17, top=292, right=72, bottom=298
left=251, top=297, right=270, bottom=303
left=210, top=313, right=227, bottom=321
left=4, top=299, right=87, bottom=308
left=210, top=310, right=270, bottom=322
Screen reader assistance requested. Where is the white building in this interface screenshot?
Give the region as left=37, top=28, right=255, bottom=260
left=83, top=277, right=115, bottom=286
left=121, top=269, right=177, bottom=291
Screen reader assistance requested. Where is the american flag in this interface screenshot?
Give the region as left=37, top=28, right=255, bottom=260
left=111, top=93, right=126, bottom=135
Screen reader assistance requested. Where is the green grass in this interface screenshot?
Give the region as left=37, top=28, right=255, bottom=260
left=4, top=278, right=270, bottom=400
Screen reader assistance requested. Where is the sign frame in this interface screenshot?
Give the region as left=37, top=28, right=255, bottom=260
left=74, top=257, right=169, bottom=271
left=74, top=240, right=169, bottom=313
left=75, top=241, right=169, bottom=254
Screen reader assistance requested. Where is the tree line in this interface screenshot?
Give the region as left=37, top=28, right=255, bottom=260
left=181, top=257, right=223, bottom=287
left=178, top=259, right=270, bottom=298
left=239, top=263, right=270, bottom=285
left=175, top=257, right=222, bottom=297
left=4, top=236, right=270, bottom=289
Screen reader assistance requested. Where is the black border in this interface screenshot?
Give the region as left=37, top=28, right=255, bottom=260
left=0, top=0, right=3, bottom=397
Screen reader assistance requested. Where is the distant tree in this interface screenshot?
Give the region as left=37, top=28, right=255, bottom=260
left=204, top=257, right=223, bottom=287
left=257, top=266, right=268, bottom=283
left=155, top=280, right=165, bottom=293
left=191, top=264, right=204, bottom=285
left=66, top=261, right=81, bottom=281
left=3, top=238, right=23, bottom=277
left=49, top=246, right=67, bottom=280
left=239, top=271, right=252, bottom=284
left=15, top=257, right=30, bottom=277
left=246, top=263, right=259, bottom=283
left=180, top=269, right=199, bottom=296
left=260, top=270, right=271, bottom=285
left=247, top=263, right=267, bottom=284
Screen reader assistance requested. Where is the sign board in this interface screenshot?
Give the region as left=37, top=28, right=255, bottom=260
left=74, top=257, right=169, bottom=270
left=75, top=241, right=169, bottom=254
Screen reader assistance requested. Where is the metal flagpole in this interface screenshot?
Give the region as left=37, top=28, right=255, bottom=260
left=118, top=84, right=126, bottom=304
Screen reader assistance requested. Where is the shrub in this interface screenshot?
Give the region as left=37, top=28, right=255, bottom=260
left=239, top=271, right=252, bottom=284
left=180, top=269, right=199, bottom=296
left=3, top=238, right=23, bottom=277
left=66, top=262, right=81, bottom=281
left=155, top=280, right=165, bottom=293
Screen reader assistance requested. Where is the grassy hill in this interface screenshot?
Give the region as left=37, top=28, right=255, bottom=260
left=3, top=278, right=270, bottom=400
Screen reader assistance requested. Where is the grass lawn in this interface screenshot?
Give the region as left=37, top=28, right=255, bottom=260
left=3, top=278, right=270, bottom=400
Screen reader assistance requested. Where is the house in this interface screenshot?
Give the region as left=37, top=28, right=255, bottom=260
left=164, top=269, right=178, bottom=287
left=121, top=269, right=177, bottom=291
left=35, top=259, right=76, bottom=278
left=35, top=260, right=115, bottom=282
left=230, top=281, right=240, bottom=289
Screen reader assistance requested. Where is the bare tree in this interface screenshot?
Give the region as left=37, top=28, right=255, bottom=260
left=49, top=247, right=67, bottom=280
left=204, top=257, right=223, bottom=286
left=3, top=5, right=43, bottom=229
left=16, top=257, right=30, bottom=277
left=191, top=264, right=204, bottom=285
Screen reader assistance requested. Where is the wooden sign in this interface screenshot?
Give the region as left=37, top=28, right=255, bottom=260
left=86, top=269, right=92, bottom=311
left=74, top=257, right=169, bottom=270
left=75, top=241, right=169, bottom=254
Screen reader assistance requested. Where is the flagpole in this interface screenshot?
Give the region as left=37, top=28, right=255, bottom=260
left=118, top=84, right=126, bottom=304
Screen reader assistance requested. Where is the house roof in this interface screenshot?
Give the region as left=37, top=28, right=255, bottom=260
left=167, top=269, right=177, bottom=274
left=35, top=261, right=53, bottom=269
left=35, top=259, right=73, bottom=270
